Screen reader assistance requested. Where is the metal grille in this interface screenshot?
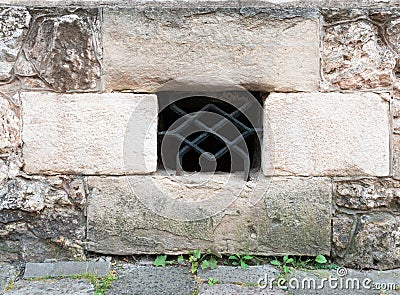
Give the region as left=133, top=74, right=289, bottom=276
left=158, top=95, right=262, bottom=181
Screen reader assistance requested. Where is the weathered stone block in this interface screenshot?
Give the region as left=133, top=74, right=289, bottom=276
left=107, top=265, right=195, bottom=295
left=15, top=9, right=101, bottom=92
left=87, top=175, right=331, bottom=256
left=24, top=261, right=111, bottom=278
left=322, top=20, right=396, bottom=90
left=103, top=8, right=320, bottom=92
left=335, top=178, right=400, bottom=210
left=21, top=92, right=157, bottom=175
left=8, top=279, right=94, bottom=295
left=263, top=92, right=390, bottom=176
left=0, top=7, right=31, bottom=81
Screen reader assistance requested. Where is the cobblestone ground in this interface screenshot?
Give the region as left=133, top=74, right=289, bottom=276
left=1, top=261, right=399, bottom=295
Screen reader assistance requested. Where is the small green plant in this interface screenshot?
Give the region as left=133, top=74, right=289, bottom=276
left=93, top=271, right=119, bottom=295
left=177, top=255, right=185, bottom=264
left=201, top=255, right=218, bottom=270
left=270, top=254, right=337, bottom=273
left=228, top=254, right=255, bottom=270
left=207, top=277, right=218, bottom=286
left=311, top=254, right=338, bottom=270
left=70, top=271, right=118, bottom=295
left=188, top=249, right=221, bottom=274
left=153, top=255, right=175, bottom=267
left=189, top=250, right=202, bottom=273
left=315, top=254, right=327, bottom=264
left=270, top=255, right=294, bottom=274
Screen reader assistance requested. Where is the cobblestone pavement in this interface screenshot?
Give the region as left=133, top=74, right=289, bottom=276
left=1, top=261, right=399, bottom=295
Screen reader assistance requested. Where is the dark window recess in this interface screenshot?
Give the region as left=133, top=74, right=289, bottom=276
left=158, top=92, right=264, bottom=180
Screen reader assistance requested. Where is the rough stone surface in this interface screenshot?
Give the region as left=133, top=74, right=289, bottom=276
left=107, top=264, right=195, bottom=295
left=0, top=7, right=31, bottom=81
left=0, top=263, right=19, bottom=293
left=393, top=86, right=400, bottom=179
left=7, top=278, right=94, bottom=295
left=21, top=92, right=158, bottom=175
left=87, top=175, right=331, bottom=256
left=394, top=135, right=400, bottom=180
left=322, top=20, right=396, bottom=90
left=335, top=178, right=400, bottom=210
left=333, top=178, right=400, bottom=268
left=103, top=8, right=320, bottom=92
left=0, top=176, right=86, bottom=262
left=0, top=96, right=20, bottom=153
left=15, top=9, right=101, bottom=92
left=342, top=213, right=400, bottom=270
left=263, top=92, right=390, bottom=177
left=0, top=154, right=23, bottom=183
left=332, top=214, right=354, bottom=255
left=198, top=265, right=280, bottom=284
left=24, top=261, right=111, bottom=278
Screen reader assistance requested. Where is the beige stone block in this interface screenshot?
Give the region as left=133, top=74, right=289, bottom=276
left=21, top=92, right=157, bottom=175
left=103, top=8, right=320, bottom=92
left=263, top=92, right=390, bottom=176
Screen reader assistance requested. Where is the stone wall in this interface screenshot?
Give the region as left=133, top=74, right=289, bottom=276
left=0, top=1, right=399, bottom=270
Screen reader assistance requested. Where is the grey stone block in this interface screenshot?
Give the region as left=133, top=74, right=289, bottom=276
left=7, top=278, right=94, bottom=295
left=23, top=261, right=111, bottom=278
left=107, top=265, right=195, bottom=295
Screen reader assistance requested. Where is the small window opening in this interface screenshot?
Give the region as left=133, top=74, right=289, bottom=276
left=157, top=91, right=264, bottom=180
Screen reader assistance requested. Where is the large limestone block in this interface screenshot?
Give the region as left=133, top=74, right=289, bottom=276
left=263, top=92, right=390, bottom=176
left=21, top=92, right=157, bottom=175
left=103, top=8, right=320, bottom=92
left=87, top=175, right=331, bottom=256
